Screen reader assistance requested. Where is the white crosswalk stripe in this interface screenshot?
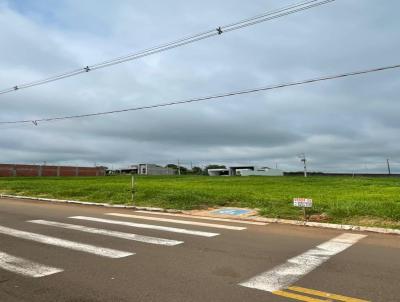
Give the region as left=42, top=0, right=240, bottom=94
left=0, top=251, right=63, bottom=278
left=28, top=220, right=183, bottom=246
left=69, top=216, right=219, bottom=237
left=106, top=213, right=247, bottom=230
left=134, top=210, right=267, bottom=225
left=239, top=233, right=367, bottom=292
left=0, top=225, right=133, bottom=258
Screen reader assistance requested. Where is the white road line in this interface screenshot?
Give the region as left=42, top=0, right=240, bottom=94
left=28, top=220, right=183, bottom=246
left=106, top=213, right=247, bottom=230
left=0, top=225, right=133, bottom=258
left=135, top=211, right=267, bottom=225
left=239, top=233, right=366, bottom=292
left=0, top=251, right=63, bottom=278
left=69, top=216, right=219, bottom=237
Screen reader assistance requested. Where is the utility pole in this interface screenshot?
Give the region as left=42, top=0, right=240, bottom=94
left=177, top=159, right=181, bottom=176
left=302, top=156, right=307, bottom=178
left=298, top=153, right=307, bottom=177
left=386, top=158, right=391, bottom=175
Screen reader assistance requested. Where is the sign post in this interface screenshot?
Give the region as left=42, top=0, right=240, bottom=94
left=293, top=198, right=313, bottom=221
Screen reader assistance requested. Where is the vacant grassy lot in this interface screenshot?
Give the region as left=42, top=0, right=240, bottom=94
left=1, top=175, right=400, bottom=228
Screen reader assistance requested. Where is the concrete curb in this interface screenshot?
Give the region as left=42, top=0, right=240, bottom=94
left=1, top=194, right=399, bottom=236
left=0, top=194, right=169, bottom=212
left=249, top=217, right=400, bottom=235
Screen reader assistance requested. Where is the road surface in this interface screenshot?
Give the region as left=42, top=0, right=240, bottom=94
left=0, top=197, right=399, bottom=301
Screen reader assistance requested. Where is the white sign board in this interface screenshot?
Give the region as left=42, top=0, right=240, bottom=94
left=293, top=198, right=313, bottom=208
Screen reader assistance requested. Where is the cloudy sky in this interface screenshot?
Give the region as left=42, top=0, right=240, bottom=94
left=0, top=0, right=399, bottom=172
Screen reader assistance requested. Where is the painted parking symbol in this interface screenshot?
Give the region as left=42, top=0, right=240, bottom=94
left=211, top=208, right=251, bottom=216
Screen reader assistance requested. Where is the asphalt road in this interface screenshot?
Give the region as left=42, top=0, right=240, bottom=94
left=0, top=198, right=399, bottom=302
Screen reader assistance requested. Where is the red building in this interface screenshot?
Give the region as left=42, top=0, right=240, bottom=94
left=0, top=164, right=106, bottom=177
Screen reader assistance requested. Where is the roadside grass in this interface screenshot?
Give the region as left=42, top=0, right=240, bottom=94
left=1, top=175, right=400, bottom=229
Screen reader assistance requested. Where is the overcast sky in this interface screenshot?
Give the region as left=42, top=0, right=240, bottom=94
left=0, top=0, right=399, bottom=172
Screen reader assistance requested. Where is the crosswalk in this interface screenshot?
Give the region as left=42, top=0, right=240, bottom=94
left=239, top=233, right=366, bottom=292
left=0, top=211, right=245, bottom=278
left=0, top=251, right=63, bottom=278
left=134, top=210, right=267, bottom=225
left=239, top=233, right=369, bottom=301
left=0, top=209, right=369, bottom=301
left=28, top=219, right=183, bottom=246
left=69, top=216, right=220, bottom=237
left=0, top=225, right=134, bottom=258
left=105, top=213, right=247, bottom=230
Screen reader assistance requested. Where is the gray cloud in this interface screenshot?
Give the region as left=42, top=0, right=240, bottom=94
left=1, top=0, right=400, bottom=173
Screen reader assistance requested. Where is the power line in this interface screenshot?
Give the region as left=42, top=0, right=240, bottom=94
left=1, top=63, right=399, bottom=125
left=0, top=0, right=334, bottom=96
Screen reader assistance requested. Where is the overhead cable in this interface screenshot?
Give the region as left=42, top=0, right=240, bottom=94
left=1, top=63, right=398, bottom=125
left=0, top=0, right=334, bottom=96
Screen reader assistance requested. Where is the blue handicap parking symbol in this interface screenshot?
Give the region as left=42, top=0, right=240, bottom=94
left=211, top=208, right=251, bottom=216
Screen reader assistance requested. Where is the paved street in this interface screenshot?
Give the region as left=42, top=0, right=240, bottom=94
left=0, top=198, right=399, bottom=302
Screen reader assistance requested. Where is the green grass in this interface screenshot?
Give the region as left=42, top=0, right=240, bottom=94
left=1, top=175, right=400, bottom=229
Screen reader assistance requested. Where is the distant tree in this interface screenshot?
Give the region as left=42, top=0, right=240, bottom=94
left=166, top=164, right=178, bottom=170
left=191, top=166, right=203, bottom=175
left=166, top=164, right=188, bottom=175
left=180, top=166, right=188, bottom=174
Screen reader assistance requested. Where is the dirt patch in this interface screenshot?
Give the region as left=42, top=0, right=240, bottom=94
left=308, top=212, right=330, bottom=222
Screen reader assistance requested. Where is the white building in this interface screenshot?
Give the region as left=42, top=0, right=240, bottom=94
left=112, top=164, right=176, bottom=175
left=207, top=168, right=229, bottom=176
left=208, top=165, right=284, bottom=176
left=136, top=164, right=175, bottom=175
left=239, top=167, right=284, bottom=176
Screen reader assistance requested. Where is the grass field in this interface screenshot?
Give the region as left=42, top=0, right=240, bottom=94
left=1, top=175, right=400, bottom=229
